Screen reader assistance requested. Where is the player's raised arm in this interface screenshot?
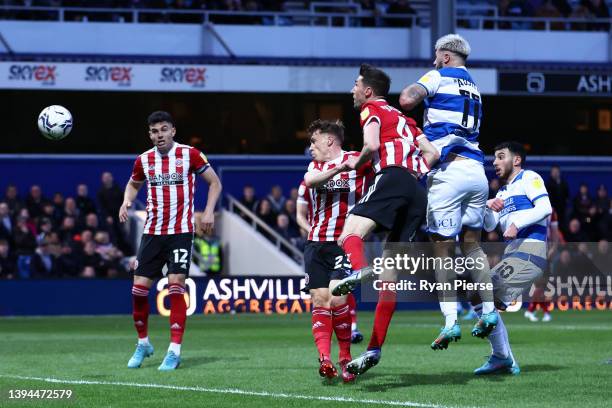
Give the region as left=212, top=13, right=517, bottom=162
left=198, top=166, right=222, bottom=235
left=304, top=164, right=348, bottom=188
left=399, top=69, right=440, bottom=111
left=348, top=121, right=380, bottom=171
left=399, top=83, right=428, bottom=111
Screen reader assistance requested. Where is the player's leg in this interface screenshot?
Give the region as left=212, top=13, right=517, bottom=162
left=461, top=230, right=498, bottom=338
left=426, top=165, right=465, bottom=349
left=331, top=214, right=377, bottom=295
left=346, top=294, right=363, bottom=343
left=305, top=242, right=339, bottom=380
left=459, top=163, right=498, bottom=338
left=333, top=169, right=402, bottom=296
left=329, top=291, right=354, bottom=382
left=127, top=234, right=162, bottom=368
left=474, top=257, right=543, bottom=375
left=159, top=233, right=193, bottom=371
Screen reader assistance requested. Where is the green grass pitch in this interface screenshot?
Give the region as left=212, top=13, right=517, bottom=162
left=1, top=310, right=611, bottom=407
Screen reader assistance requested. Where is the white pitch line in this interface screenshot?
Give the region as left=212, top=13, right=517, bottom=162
left=0, top=374, right=472, bottom=408
left=393, top=323, right=612, bottom=331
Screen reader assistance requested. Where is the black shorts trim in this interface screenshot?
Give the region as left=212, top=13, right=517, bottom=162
left=134, top=233, right=194, bottom=279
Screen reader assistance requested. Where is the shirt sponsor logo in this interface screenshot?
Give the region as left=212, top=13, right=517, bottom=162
left=149, top=172, right=185, bottom=186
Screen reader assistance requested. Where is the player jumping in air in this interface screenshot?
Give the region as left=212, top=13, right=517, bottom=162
left=120, top=111, right=222, bottom=371
left=331, top=64, right=439, bottom=376
left=476, top=141, right=552, bottom=375
left=399, top=34, right=498, bottom=349
left=297, top=120, right=373, bottom=382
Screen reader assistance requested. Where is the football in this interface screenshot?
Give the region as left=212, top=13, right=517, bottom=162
left=37, top=105, right=73, bottom=140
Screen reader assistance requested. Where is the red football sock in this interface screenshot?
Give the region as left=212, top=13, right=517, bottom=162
left=132, top=284, right=150, bottom=339
left=527, top=302, right=537, bottom=313
left=341, top=234, right=368, bottom=271
left=312, top=307, right=333, bottom=359
left=169, top=284, right=187, bottom=344
left=332, top=303, right=352, bottom=362
left=368, top=286, right=397, bottom=350
left=347, top=293, right=358, bottom=328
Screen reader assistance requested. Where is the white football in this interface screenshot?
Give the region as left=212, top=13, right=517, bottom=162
left=37, top=105, right=73, bottom=140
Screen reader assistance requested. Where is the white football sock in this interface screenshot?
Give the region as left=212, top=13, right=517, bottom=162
left=440, top=302, right=458, bottom=328
left=168, top=342, right=181, bottom=356
left=351, top=322, right=357, bottom=331
left=488, top=314, right=510, bottom=359
left=482, top=302, right=495, bottom=314
left=138, top=337, right=150, bottom=345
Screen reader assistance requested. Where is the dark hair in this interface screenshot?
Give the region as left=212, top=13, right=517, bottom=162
left=307, top=119, right=345, bottom=143
left=494, top=141, right=526, bottom=165
left=359, top=63, right=391, bottom=97
left=147, top=111, right=175, bottom=127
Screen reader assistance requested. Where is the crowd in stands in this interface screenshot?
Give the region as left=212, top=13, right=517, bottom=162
left=0, top=172, right=131, bottom=280
left=235, top=184, right=306, bottom=251
left=459, top=0, right=611, bottom=31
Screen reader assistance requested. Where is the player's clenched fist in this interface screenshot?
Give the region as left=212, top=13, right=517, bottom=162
left=486, top=198, right=504, bottom=212
left=119, top=201, right=132, bottom=223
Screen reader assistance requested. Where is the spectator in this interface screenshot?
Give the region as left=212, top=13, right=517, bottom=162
left=94, top=231, right=125, bottom=278
left=83, top=213, right=101, bottom=235
left=193, top=230, right=223, bottom=274
left=595, top=184, right=610, bottom=214
left=533, top=0, right=565, bottom=30
left=238, top=185, right=258, bottom=214
left=267, top=185, right=286, bottom=214
left=25, top=185, right=48, bottom=220
left=81, top=241, right=105, bottom=278
left=0, top=239, right=16, bottom=279
left=581, top=205, right=601, bottom=241
left=56, top=242, right=81, bottom=278
left=59, top=216, right=78, bottom=243
left=51, top=192, right=65, bottom=225
left=282, top=199, right=300, bottom=237
left=64, top=197, right=80, bottom=220
left=581, top=0, right=610, bottom=31
left=30, top=238, right=58, bottom=278
left=500, top=0, right=535, bottom=30
left=17, top=208, right=37, bottom=236
left=565, top=218, right=589, bottom=242
left=36, top=217, right=54, bottom=245
left=4, top=184, right=23, bottom=218
left=255, top=198, right=276, bottom=227
left=13, top=215, right=36, bottom=279
left=76, top=184, right=97, bottom=216
left=552, top=248, right=572, bottom=275
left=274, top=213, right=300, bottom=252
left=0, top=202, right=13, bottom=242
left=385, top=0, right=417, bottom=27
left=592, top=239, right=610, bottom=273
left=546, top=165, right=569, bottom=228
left=97, top=172, right=123, bottom=220
left=572, top=183, right=593, bottom=221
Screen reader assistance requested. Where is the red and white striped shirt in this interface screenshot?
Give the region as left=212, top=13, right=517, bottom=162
left=301, top=151, right=373, bottom=242
left=360, top=98, right=429, bottom=176
left=130, top=143, right=210, bottom=235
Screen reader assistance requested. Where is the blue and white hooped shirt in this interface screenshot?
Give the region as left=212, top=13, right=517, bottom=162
left=417, top=66, right=484, bottom=165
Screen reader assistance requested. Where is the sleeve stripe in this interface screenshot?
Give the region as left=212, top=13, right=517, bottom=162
left=195, top=164, right=211, bottom=174
left=532, top=193, right=549, bottom=203
left=416, top=81, right=430, bottom=96
left=364, top=116, right=381, bottom=127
